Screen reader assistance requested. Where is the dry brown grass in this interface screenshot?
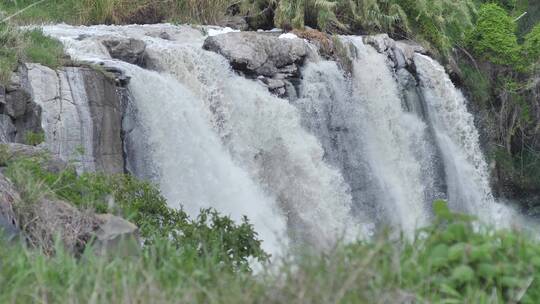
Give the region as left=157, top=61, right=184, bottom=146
left=292, top=28, right=335, bottom=58
left=76, top=0, right=237, bottom=25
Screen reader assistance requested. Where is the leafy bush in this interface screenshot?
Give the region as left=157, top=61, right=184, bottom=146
left=3, top=156, right=268, bottom=268
left=24, top=131, right=45, bottom=146
left=468, top=3, right=520, bottom=66
left=523, top=23, right=540, bottom=64
left=2, top=200, right=540, bottom=302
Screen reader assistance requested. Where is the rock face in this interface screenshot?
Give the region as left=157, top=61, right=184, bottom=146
left=94, top=213, right=139, bottom=254
left=0, top=173, right=20, bottom=240
left=204, top=32, right=307, bottom=76
left=364, top=34, right=427, bottom=71
left=102, top=38, right=146, bottom=66
left=203, top=32, right=308, bottom=98
left=0, top=67, right=42, bottom=143
left=23, top=63, right=125, bottom=174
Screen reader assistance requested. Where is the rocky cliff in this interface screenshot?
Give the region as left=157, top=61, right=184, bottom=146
left=1, top=63, right=126, bottom=174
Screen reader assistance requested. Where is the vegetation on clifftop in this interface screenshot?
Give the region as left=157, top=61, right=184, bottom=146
left=0, top=23, right=64, bottom=84
left=2, top=153, right=268, bottom=268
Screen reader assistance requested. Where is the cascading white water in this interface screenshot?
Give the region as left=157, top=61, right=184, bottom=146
left=120, top=63, right=289, bottom=252
left=40, top=23, right=516, bottom=249
left=141, top=34, right=361, bottom=247
left=413, top=54, right=514, bottom=224
left=42, top=24, right=361, bottom=251
left=345, top=37, right=431, bottom=233
left=294, top=37, right=434, bottom=235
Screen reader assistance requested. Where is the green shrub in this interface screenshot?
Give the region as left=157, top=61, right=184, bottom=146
left=3, top=156, right=269, bottom=268
left=468, top=3, right=520, bottom=66
left=23, top=131, right=45, bottom=146
left=523, top=23, right=540, bottom=64
left=3, top=200, right=539, bottom=303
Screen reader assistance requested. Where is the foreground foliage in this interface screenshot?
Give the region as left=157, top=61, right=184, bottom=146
left=1, top=198, right=540, bottom=303
left=2, top=155, right=268, bottom=269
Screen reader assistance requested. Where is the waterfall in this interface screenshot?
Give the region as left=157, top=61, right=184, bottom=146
left=42, top=24, right=361, bottom=252
left=295, top=37, right=438, bottom=234
left=413, top=54, right=510, bottom=223
left=40, top=24, right=514, bottom=250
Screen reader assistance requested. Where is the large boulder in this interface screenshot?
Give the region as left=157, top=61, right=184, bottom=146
left=102, top=38, right=146, bottom=66
left=23, top=198, right=138, bottom=255
left=203, top=32, right=307, bottom=77
left=217, top=16, right=249, bottom=31
left=94, top=213, right=139, bottom=255
left=21, top=198, right=100, bottom=254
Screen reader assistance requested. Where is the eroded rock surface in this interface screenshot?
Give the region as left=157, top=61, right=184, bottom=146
left=0, top=173, right=20, bottom=240
left=204, top=32, right=307, bottom=76
left=102, top=38, right=146, bottom=66
left=24, top=63, right=124, bottom=174
left=0, top=67, right=42, bottom=143
left=203, top=32, right=308, bottom=98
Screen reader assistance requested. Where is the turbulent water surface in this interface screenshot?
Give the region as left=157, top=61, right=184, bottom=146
left=41, top=24, right=515, bottom=253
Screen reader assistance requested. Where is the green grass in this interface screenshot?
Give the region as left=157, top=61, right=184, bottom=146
left=23, top=131, right=46, bottom=146
left=3, top=155, right=269, bottom=267
left=1, top=199, right=540, bottom=303
left=2, top=156, right=540, bottom=303
left=0, top=23, right=64, bottom=85
left=0, top=0, right=239, bottom=25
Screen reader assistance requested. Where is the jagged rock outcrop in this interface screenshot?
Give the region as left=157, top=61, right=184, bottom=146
left=21, top=63, right=125, bottom=174
left=102, top=38, right=146, bottom=66
left=203, top=32, right=308, bottom=97
left=364, top=34, right=427, bottom=71
left=203, top=32, right=307, bottom=76
left=0, top=70, right=42, bottom=143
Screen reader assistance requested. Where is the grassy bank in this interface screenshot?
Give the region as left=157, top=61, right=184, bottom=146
left=2, top=198, right=540, bottom=303
left=0, top=23, right=64, bottom=84
left=0, top=0, right=238, bottom=25
left=0, top=154, right=539, bottom=303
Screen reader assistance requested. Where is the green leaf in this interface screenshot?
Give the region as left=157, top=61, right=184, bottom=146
left=477, top=263, right=497, bottom=279
left=433, top=200, right=451, bottom=219
left=451, top=265, right=474, bottom=284
left=448, top=243, right=467, bottom=262
left=439, top=283, right=461, bottom=298
left=429, top=243, right=449, bottom=267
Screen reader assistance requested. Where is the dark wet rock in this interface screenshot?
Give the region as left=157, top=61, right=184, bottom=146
left=102, top=38, right=146, bottom=66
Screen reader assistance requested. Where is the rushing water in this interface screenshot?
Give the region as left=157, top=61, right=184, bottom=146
left=40, top=24, right=514, bottom=252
